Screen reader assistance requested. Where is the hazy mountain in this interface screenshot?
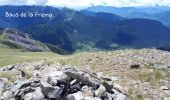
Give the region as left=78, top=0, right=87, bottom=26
left=85, top=6, right=170, bottom=15
left=125, top=11, right=170, bottom=27
left=81, top=10, right=126, bottom=23
left=85, top=6, right=170, bottom=27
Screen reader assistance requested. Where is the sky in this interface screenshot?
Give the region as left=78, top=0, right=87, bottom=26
left=0, top=0, right=170, bottom=9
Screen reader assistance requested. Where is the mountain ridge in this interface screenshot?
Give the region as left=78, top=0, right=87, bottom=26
left=1, top=6, right=170, bottom=52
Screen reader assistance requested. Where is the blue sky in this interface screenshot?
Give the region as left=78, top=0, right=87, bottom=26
left=0, top=0, right=170, bottom=9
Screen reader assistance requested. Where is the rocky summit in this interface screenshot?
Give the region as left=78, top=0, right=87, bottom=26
left=0, top=49, right=170, bottom=100
left=0, top=61, right=128, bottom=100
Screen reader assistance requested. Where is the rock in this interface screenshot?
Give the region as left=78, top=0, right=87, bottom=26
left=130, top=64, right=140, bottom=69
left=112, top=83, right=124, bottom=93
left=70, top=83, right=82, bottom=93
left=64, top=68, right=100, bottom=88
left=10, top=80, right=31, bottom=93
left=96, top=72, right=104, bottom=79
left=0, top=78, right=10, bottom=96
left=82, top=85, right=94, bottom=97
left=1, top=64, right=17, bottom=71
left=47, top=71, right=71, bottom=86
left=102, top=82, right=114, bottom=94
left=70, top=79, right=77, bottom=86
left=1, top=91, right=14, bottom=100
left=111, top=89, right=128, bottom=100
left=66, top=94, right=75, bottom=100
left=160, top=86, right=169, bottom=91
left=102, top=76, right=112, bottom=81
left=111, top=76, right=118, bottom=81
left=24, top=87, right=44, bottom=100
left=40, top=81, right=63, bottom=99
left=66, top=91, right=85, bottom=100
left=95, top=85, right=106, bottom=98
left=18, top=70, right=26, bottom=79
left=32, top=70, right=42, bottom=78
left=0, top=65, right=129, bottom=100
left=82, top=85, right=89, bottom=92
left=34, top=63, right=49, bottom=71
left=14, top=87, right=35, bottom=99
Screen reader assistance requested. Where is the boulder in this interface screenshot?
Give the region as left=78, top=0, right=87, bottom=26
left=40, top=81, right=63, bottom=99
left=95, top=85, right=106, bottom=98
left=0, top=66, right=129, bottom=100
left=24, top=87, right=44, bottom=100
left=111, top=89, right=128, bottom=100
left=14, top=87, right=35, bottom=99
left=1, top=91, right=14, bottom=100
left=64, top=68, right=100, bottom=88
left=47, top=71, right=71, bottom=86
left=0, top=78, right=10, bottom=96
left=10, top=80, right=31, bottom=93
left=70, top=83, right=82, bottom=93
left=82, top=85, right=94, bottom=97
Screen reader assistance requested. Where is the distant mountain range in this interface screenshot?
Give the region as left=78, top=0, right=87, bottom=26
left=0, top=6, right=170, bottom=53
left=85, top=6, right=170, bottom=27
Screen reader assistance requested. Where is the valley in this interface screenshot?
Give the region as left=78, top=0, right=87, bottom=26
left=1, top=6, right=170, bottom=52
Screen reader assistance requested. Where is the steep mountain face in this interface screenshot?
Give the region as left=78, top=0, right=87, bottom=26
left=0, top=28, right=50, bottom=51
left=0, top=28, right=70, bottom=54
left=1, top=6, right=170, bottom=52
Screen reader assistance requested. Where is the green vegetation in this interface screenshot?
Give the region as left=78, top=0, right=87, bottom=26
left=0, top=45, right=169, bottom=99
left=0, top=45, right=58, bottom=67
left=0, top=70, right=19, bottom=82
left=0, top=33, right=8, bottom=41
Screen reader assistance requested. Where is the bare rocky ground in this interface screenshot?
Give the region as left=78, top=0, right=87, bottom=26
left=0, top=49, right=170, bottom=100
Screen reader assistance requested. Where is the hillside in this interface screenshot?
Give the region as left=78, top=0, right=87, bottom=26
left=0, top=48, right=169, bottom=99
left=0, top=45, right=58, bottom=67
left=0, top=28, right=70, bottom=54
left=0, top=28, right=50, bottom=51
left=114, top=18, right=170, bottom=48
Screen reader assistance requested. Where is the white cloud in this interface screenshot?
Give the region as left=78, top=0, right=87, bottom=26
left=0, top=0, right=170, bottom=9
left=0, top=0, right=27, bottom=5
